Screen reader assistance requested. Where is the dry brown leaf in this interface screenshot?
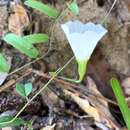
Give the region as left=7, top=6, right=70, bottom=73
left=2, top=127, right=13, bottom=130
left=64, top=89, right=120, bottom=130
left=0, top=79, right=15, bottom=92
left=64, top=76, right=121, bottom=130
left=8, top=4, right=29, bottom=35
left=64, top=89, right=100, bottom=122
left=86, top=76, right=120, bottom=130
left=86, top=76, right=113, bottom=114
left=40, top=124, right=55, bottom=130
left=41, top=87, right=65, bottom=109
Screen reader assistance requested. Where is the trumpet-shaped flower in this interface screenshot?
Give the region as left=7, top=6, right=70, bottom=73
left=61, top=20, right=107, bottom=82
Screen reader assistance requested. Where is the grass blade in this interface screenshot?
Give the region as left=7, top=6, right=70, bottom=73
left=110, top=78, right=130, bottom=130
left=24, top=0, right=59, bottom=18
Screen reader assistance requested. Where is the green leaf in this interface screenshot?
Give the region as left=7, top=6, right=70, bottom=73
left=0, top=116, right=25, bottom=128
left=67, top=0, right=79, bottom=15
left=110, top=78, right=130, bottom=130
left=3, top=33, right=38, bottom=58
left=16, top=83, right=32, bottom=97
left=24, top=0, right=59, bottom=18
left=0, top=54, right=10, bottom=72
left=24, top=83, right=32, bottom=96
left=23, top=33, right=49, bottom=44
left=16, top=83, right=26, bottom=97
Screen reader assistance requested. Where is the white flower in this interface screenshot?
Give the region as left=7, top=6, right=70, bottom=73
left=61, top=20, right=107, bottom=61
left=61, top=21, right=108, bottom=82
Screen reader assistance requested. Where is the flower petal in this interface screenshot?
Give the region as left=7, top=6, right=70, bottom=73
left=61, top=20, right=107, bottom=60
left=61, top=20, right=85, bottom=34
left=61, top=22, right=71, bottom=37
left=94, top=24, right=108, bottom=41
left=69, top=20, right=84, bottom=33
left=68, top=31, right=99, bottom=60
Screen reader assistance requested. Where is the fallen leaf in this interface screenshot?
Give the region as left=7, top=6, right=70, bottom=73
left=86, top=76, right=120, bottom=130
left=64, top=76, right=121, bottom=130
left=8, top=4, right=29, bottom=35
left=0, top=56, right=11, bottom=85
left=64, top=89, right=100, bottom=122
left=0, top=79, right=15, bottom=93
left=2, top=127, right=13, bottom=130
left=40, top=124, right=55, bottom=130
left=41, top=87, right=65, bottom=109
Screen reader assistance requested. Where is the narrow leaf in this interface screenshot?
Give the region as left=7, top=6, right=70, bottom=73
left=3, top=33, right=38, bottom=58
left=23, top=33, right=49, bottom=44
left=24, top=83, right=32, bottom=96
left=67, top=0, right=79, bottom=15
left=0, top=116, right=25, bottom=128
left=0, top=54, right=10, bottom=72
left=16, top=83, right=26, bottom=97
left=24, top=0, right=59, bottom=18
left=110, top=78, right=130, bottom=130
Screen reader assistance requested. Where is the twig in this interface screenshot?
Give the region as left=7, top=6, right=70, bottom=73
left=0, top=79, right=15, bottom=93
left=32, top=69, right=117, bottom=106
left=101, top=0, right=117, bottom=24
left=7, top=8, right=68, bottom=77
left=32, top=70, right=77, bottom=88
left=0, top=69, right=32, bottom=93
left=0, top=56, right=74, bottom=125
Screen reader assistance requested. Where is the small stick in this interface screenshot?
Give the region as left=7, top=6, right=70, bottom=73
left=0, top=79, right=16, bottom=93
left=32, top=69, right=77, bottom=89
left=0, top=69, right=32, bottom=93
left=32, top=70, right=117, bottom=105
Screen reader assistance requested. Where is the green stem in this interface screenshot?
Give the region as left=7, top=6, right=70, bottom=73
left=77, top=59, right=88, bottom=82
left=0, top=56, right=74, bottom=125
left=60, top=59, right=88, bottom=83
left=111, top=78, right=130, bottom=130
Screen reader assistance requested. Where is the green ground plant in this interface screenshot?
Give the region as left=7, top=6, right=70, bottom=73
left=16, top=83, right=32, bottom=99
left=3, top=33, right=49, bottom=58
left=111, top=78, right=130, bottom=130
left=0, top=0, right=79, bottom=128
